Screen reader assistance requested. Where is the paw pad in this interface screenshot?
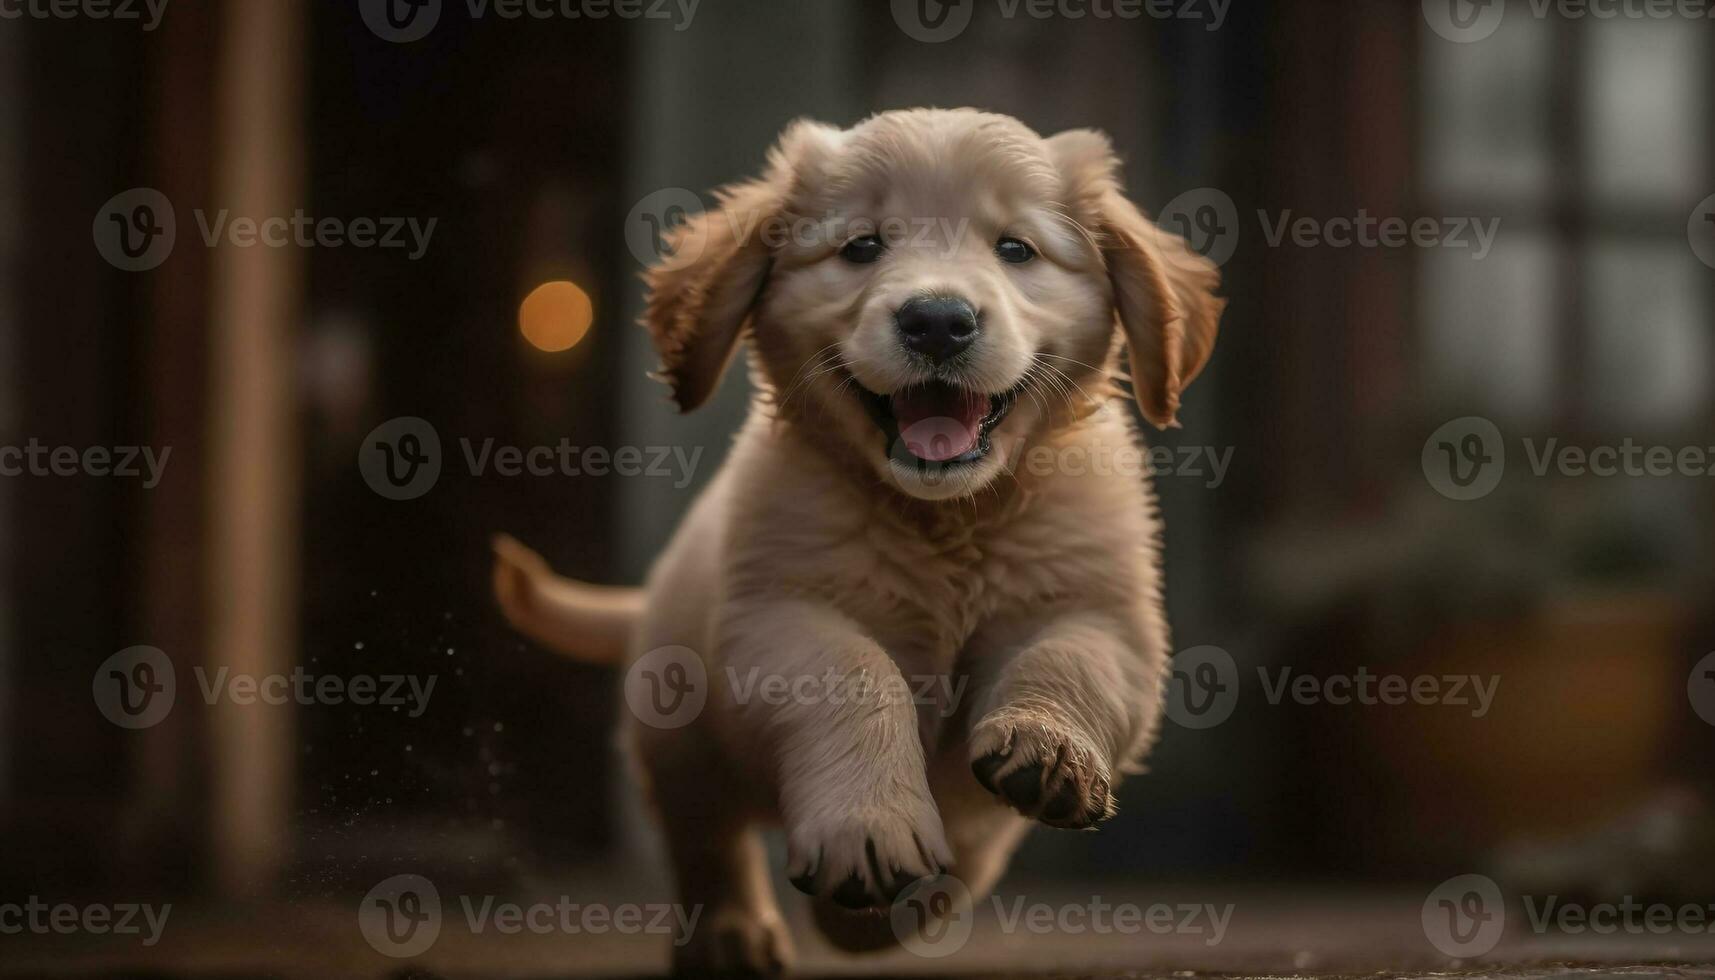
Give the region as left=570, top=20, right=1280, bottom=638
left=971, top=719, right=1116, bottom=829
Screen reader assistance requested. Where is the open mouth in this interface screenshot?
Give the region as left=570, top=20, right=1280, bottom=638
left=858, top=378, right=1021, bottom=468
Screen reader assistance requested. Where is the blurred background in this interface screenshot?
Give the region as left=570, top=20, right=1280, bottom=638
left=2, top=0, right=1713, bottom=976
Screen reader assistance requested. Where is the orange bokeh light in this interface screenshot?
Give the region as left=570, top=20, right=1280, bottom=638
left=518, top=280, right=593, bottom=353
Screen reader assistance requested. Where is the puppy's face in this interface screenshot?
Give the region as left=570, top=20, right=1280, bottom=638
left=643, top=109, right=1223, bottom=501
left=755, top=114, right=1116, bottom=499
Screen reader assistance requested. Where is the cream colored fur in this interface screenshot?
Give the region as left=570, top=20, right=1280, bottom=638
left=494, top=108, right=1223, bottom=978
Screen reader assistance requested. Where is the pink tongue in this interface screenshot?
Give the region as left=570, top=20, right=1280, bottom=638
left=892, top=386, right=987, bottom=462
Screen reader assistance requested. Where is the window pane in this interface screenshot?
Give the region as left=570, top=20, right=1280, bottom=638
left=1583, top=18, right=1707, bottom=205
left=1419, top=232, right=1558, bottom=424
left=1585, top=239, right=1711, bottom=429
left=1422, top=14, right=1554, bottom=203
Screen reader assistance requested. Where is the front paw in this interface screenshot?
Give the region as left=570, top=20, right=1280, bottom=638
left=673, top=906, right=793, bottom=979
left=786, top=801, right=952, bottom=911
left=970, top=712, right=1116, bottom=829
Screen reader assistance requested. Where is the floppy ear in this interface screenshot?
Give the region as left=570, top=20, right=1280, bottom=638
left=642, top=120, right=837, bottom=412
left=1048, top=129, right=1225, bottom=429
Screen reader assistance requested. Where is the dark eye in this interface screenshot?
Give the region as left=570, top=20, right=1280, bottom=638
left=995, top=237, right=1036, bottom=264
left=840, top=235, right=885, bottom=264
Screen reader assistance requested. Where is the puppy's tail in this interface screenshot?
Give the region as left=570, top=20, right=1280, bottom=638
left=492, top=534, right=641, bottom=666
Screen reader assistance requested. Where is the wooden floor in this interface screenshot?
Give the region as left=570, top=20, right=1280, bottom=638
left=5, top=883, right=1712, bottom=979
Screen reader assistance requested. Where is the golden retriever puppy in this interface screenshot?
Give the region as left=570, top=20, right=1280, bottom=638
left=494, top=107, right=1223, bottom=977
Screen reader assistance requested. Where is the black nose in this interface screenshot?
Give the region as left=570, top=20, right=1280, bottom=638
left=895, top=295, right=979, bottom=363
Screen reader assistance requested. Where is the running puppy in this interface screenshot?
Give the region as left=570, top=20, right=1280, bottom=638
left=495, top=107, right=1223, bottom=977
